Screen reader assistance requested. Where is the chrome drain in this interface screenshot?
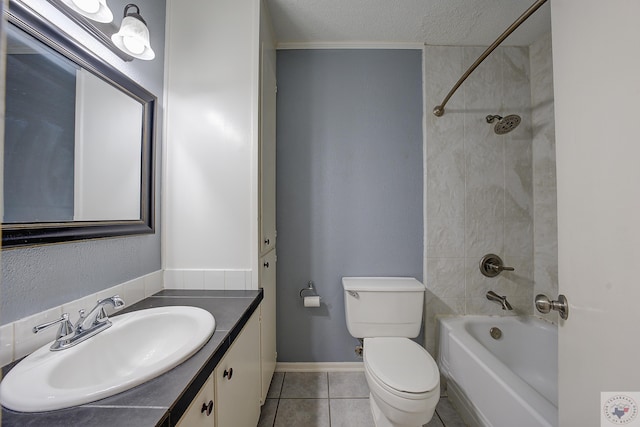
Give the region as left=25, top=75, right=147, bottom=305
left=490, top=327, right=502, bottom=340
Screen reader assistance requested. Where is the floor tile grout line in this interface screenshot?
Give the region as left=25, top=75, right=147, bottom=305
left=270, top=397, right=280, bottom=427
left=435, top=398, right=447, bottom=427
left=326, top=372, right=331, bottom=427
left=264, top=371, right=460, bottom=427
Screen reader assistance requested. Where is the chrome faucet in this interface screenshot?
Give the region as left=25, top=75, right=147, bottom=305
left=33, top=295, right=125, bottom=351
left=76, top=296, right=125, bottom=333
left=486, top=291, right=513, bottom=310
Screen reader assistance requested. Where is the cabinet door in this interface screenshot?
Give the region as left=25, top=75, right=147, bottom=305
left=216, top=310, right=260, bottom=427
left=176, top=374, right=215, bottom=427
left=260, top=251, right=277, bottom=402
left=259, top=35, right=277, bottom=256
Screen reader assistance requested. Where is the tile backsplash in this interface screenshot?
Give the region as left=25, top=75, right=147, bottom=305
left=163, top=269, right=252, bottom=290
left=0, top=270, right=163, bottom=367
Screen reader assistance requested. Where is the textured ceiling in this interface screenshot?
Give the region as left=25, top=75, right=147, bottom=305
left=266, top=0, right=551, bottom=47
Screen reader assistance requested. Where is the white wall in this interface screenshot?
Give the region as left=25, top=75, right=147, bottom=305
left=552, top=1, right=640, bottom=424
left=163, top=0, right=260, bottom=279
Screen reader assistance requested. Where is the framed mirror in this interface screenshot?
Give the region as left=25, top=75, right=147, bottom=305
left=2, top=1, right=156, bottom=248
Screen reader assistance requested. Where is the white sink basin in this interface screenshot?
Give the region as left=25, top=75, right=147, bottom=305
left=0, top=306, right=215, bottom=412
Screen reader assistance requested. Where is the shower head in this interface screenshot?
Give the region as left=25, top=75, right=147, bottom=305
left=486, top=114, right=521, bottom=135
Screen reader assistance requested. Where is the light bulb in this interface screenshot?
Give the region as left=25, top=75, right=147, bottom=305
left=72, top=0, right=100, bottom=14
left=123, top=36, right=145, bottom=55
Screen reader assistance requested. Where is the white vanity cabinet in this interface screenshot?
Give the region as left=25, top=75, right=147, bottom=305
left=176, top=308, right=261, bottom=427
left=215, top=309, right=261, bottom=427
left=176, top=374, right=215, bottom=427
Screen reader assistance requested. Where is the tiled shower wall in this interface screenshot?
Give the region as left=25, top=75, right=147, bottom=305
left=530, top=33, right=558, bottom=322
left=424, top=42, right=546, bottom=353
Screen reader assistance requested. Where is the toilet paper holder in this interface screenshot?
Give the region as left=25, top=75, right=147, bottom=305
left=299, top=281, right=321, bottom=300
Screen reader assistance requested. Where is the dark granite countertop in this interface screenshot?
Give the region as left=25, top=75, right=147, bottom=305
left=1, top=289, right=263, bottom=427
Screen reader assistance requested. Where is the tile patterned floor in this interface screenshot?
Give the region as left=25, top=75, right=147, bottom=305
left=258, top=372, right=467, bottom=427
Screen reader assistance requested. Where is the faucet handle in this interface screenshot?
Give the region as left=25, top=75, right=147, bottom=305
left=33, top=313, right=74, bottom=339
left=73, top=309, right=86, bottom=329
left=95, top=307, right=109, bottom=323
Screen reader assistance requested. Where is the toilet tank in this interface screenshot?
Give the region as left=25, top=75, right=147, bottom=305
left=342, top=277, right=426, bottom=338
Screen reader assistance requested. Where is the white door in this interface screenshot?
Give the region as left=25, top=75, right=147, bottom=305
left=552, top=1, right=640, bottom=425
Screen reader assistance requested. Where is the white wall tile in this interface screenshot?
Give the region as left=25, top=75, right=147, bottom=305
left=0, top=323, right=14, bottom=367
left=122, top=277, right=146, bottom=306
left=426, top=216, right=465, bottom=258
left=224, top=270, right=246, bottom=290
left=14, top=306, right=63, bottom=360
left=144, top=270, right=164, bottom=297
left=465, top=217, right=504, bottom=258
left=163, top=269, right=184, bottom=289
left=424, top=46, right=464, bottom=109
left=425, top=44, right=542, bottom=331
left=463, top=47, right=502, bottom=111
left=425, top=258, right=465, bottom=299
left=204, top=270, right=225, bottom=290
left=244, top=271, right=253, bottom=289
left=502, top=47, right=531, bottom=111
left=183, top=270, right=205, bottom=290
left=504, top=219, right=534, bottom=258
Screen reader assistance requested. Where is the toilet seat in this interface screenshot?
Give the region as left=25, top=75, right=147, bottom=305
left=364, top=337, right=439, bottom=396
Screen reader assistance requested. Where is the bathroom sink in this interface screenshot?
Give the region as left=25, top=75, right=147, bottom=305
left=0, top=306, right=215, bottom=412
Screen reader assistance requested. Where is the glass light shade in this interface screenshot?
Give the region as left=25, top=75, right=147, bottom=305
left=61, top=0, right=113, bottom=23
left=111, top=13, right=155, bottom=60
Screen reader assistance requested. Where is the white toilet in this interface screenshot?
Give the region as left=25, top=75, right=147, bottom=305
left=342, top=277, right=440, bottom=427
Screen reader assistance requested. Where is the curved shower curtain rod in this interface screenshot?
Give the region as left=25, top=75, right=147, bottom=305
left=433, top=0, right=549, bottom=117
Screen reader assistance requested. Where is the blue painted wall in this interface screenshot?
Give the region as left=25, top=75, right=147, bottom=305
left=276, top=49, right=423, bottom=362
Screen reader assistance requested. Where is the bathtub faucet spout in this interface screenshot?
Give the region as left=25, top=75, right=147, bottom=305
left=486, top=291, right=513, bottom=310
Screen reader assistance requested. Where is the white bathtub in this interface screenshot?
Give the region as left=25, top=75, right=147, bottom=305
left=438, top=316, right=558, bottom=427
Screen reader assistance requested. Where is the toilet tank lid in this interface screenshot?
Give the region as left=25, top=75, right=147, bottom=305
left=342, top=277, right=425, bottom=292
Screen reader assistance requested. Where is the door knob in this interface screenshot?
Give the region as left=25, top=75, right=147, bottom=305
left=535, top=294, right=569, bottom=320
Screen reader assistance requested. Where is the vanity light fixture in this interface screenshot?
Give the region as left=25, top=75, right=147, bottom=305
left=60, top=0, right=114, bottom=23
left=111, top=4, right=155, bottom=60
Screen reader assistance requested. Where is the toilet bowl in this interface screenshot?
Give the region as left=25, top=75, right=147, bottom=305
left=363, top=337, right=440, bottom=427
left=342, top=277, right=440, bottom=427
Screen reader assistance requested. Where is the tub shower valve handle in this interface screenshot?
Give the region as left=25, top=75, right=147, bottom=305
left=535, top=294, right=569, bottom=320
left=480, top=254, right=514, bottom=277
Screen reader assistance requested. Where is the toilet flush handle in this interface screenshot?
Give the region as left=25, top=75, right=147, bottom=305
left=347, top=290, right=359, bottom=298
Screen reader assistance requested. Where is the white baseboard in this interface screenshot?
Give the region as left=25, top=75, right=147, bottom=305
left=275, top=362, right=364, bottom=372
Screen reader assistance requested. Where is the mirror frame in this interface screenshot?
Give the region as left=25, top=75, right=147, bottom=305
left=2, top=0, right=156, bottom=249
